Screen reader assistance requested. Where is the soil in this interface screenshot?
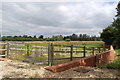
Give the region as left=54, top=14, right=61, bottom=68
left=0, top=60, right=120, bottom=79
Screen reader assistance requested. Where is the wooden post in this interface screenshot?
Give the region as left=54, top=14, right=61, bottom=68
left=98, top=47, right=100, bottom=53
left=27, top=44, right=29, bottom=56
left=6, top=43, right=10, bottom=58
left=92, top=47, right=95, bottom=55
left=48, top=43, right=53, bottom=66
left=48, top=43, right=51, bottom=66
left=2, top=44, right=6, bottom=58
left=70, top=45, right=73, bottom=61
left=83, top=46, right=86, bottom=57
left=95, top=54, right=98, bottom=67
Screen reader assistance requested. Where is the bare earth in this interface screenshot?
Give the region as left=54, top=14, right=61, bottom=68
left=0, top=60, right=120, bottom=79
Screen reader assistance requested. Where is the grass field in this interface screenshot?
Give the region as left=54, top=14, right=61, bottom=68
left=1, top=41, right=104, bottom=46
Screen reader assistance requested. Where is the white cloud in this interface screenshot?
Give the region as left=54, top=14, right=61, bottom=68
left=2, top=0, right=119, bottom=2
left=1, top=2, right=118, bottom=37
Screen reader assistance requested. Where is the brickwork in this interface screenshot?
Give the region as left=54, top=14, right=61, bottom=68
left=0, top=58, right=10, bottom=61
left=97, top=50, right=115, bottom=65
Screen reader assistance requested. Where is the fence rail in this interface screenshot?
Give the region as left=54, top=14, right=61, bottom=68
left=0, top=42, right=108, bottom=66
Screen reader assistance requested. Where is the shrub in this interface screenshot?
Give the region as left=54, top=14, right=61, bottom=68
left=106, top=57, right=120, bottom=69
left=65, top=38, right=71, bottom=41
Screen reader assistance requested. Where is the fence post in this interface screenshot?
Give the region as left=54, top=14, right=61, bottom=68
left=48, top=43, right=53, bottom=66
left=95, top=54, right=99, bottom=67
left=7, top=43, right=10, bottom=58
left=92, top=47, right=95, bottom=55
left=83, top=46, right=86, bottom=57
left=98, top=47, right=101, bottom=53
left=1, top=44, right=6, bottom=58
left=27, top=44, right=29, bottom=56
left=70, top=45, right=73, bottom=61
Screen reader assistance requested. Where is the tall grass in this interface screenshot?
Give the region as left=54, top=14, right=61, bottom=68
left=115, top=49, right=120, bottom=56
left=106, top=49, right=120, bottom=69
left=106, top=57, right=120, bottom=69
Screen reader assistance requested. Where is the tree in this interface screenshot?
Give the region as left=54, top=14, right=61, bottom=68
left=51, top=35, right=63, bottom=41
left=115, top=1, right=120, bottom=17
left=78, top=34, right=82, bottom=41
left=112, top=2, right=120, bottom=48
left=70, top=34, right=78, bottom=41
left=28, top=36, right=32, bottom=38
left=100, top=26, right=115, bottom=45
left=100, top=2, right=120, bottom=48
left=23, top=35, right=28, bottom=38
left=58, top=35, right=63, bottom=41
left=33, top=35, right=37, bottom=38
left=1, top=34, right=101, bottom=41
left=38, top=35, right=44, bottom=39
left=65, top=38, right=71, bottom=41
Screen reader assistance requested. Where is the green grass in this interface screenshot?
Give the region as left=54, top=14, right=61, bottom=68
left=106, top=57, right=120, bottom=69
left=115, top=49, right=120, bottom=56
left=103, top=49, right=120, bottom=69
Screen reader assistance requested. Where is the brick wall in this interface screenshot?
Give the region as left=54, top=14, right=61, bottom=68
left=0, top=58, right=10, bottom=61
left=97, top=50, right=115, bottom=65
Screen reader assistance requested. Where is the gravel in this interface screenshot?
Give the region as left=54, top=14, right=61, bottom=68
left=0, top=60, right=120, bottom=79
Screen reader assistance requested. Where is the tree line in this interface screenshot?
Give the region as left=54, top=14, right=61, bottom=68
left=100, top=1, right=120, bottom=48
left=0, top=34, right=101, bottom=41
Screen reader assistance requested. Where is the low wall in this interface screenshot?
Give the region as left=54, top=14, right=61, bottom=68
left=0, top=58, right=10, bottom=61
left=97, top=50, right=115, bottom=65
left=44, top=46, right=115, bottom=72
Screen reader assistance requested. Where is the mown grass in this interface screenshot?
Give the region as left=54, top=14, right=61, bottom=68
left=1, top=41, right=104, bottom=47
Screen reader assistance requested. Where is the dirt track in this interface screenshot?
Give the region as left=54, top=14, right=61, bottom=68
left=0, top=60, right=120, bottom=79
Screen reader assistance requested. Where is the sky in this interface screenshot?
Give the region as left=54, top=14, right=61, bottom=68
left=1, top=0, right=119, bottom=37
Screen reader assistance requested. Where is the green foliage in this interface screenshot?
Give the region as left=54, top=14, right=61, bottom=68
left=104, top=49, right=120, bottom=69
left=112, top=2, right=120, bottom=48
left=51, top=35, right=63, bottom=41
left=106, top=57, right=120, bottom=69
left=1, top=34, right=101, bottom=41
left=100, top=26, right=115, bottom=45
left=38, top=35, right=43, bottom=39
left=100, top=2, right=120, bottom=48
left=112, top=18, right=120, bottom=48
left=115, top=49, right=120, bottom=56
left=70, top=34, right=78, bottom=41
left=65, top=38, right=71, bottom=41
left=112, top=18, right=120, bottom=29
left=115, top=1, right=120, bottom=17
left=1, top=35, right=43, bottom=41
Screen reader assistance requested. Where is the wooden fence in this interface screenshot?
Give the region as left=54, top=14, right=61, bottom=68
left=0, top=43, right=9, bottom=58
left=0, top=43, right=50, bottom=65
left=51, top=44, right=107, bottom=65
left=0, top=42, right=108, bottom=66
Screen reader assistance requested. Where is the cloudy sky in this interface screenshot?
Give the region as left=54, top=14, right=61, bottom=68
left=1, top=0, right=119, bottom=37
